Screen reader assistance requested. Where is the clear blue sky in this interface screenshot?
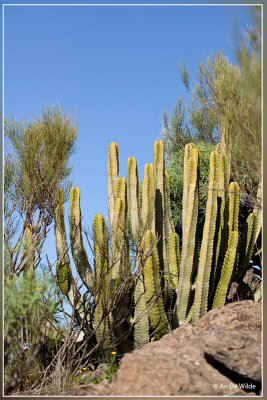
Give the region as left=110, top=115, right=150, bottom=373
left=4, top=2, right=251, bottom=295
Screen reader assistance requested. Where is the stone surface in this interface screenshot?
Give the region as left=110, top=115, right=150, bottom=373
left=14, top=300, right=262, bottom=396
left=106, top=329, right=261, bottom=396
left=203, top=330, right=261, bottom=383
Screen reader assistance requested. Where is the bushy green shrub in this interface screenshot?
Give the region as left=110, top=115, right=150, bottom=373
left=4, top=271, right=64, bottom=394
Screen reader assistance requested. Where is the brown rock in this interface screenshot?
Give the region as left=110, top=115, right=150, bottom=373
left=203, top=330, right=262, bottom=383
left=108, top=329, right=261, bottom=396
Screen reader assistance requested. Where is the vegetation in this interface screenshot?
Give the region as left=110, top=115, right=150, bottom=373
left=4, top=6, right=261, bottom=396
left=4, top=106, right=78, bottom=276
left=161, top=5, right=262, bottom=282
left=51, top=138, right=260, bottom=377
left=4, top=106, right=78, bottom=394
left=4, top=270, right=65, bottom=394
left=162, top=6, right=261, bottom=211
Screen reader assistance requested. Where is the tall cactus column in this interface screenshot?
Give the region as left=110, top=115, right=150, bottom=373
left=153, top=140, right=174, bottom=277
left=176, top=145, right=199, bottom=324
left=69, top=187, right=94, bottom=291
left=165, top=171, right=175, bottom=235
left=191, top=151, right=220, bottom=322
left=191, top=170, right=218, bottom=321
left=235, top=212, right=257, bottom=281
left=212, top=182, right=240, bottom=309
left=182, top=143, right=194, bottom=235
left=107, top=142, right=119, bottom=227
left=142, top=230, right=170, bottom=339
left=110, top=177, right=129, bottom=281
left=133, top=162, right=154, bottom=348
left=93, top=213, right=111, bottom=350
left=209, top=143, right=230, bottom=303
left=127, top=157, right=141, bottom=245
left=166, top=232, right=180, bottom=289
left=134, top=273, right=149, bottom=348
left=54, top=188, right=84, bottom=319
left=141, top=163, right=155, bottom=232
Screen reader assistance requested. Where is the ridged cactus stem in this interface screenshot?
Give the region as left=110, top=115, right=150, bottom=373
left=107, top=142, right=119, bottom=227
left=182, top=143, right=194, bottom=234
left=142, top=230, right=169, bottom=339
left=69, top=187, right=94, bottom=291
left=165, top=171, right=175, bottom=235
left=212, top=230, right=239, bottom=309
left=209, top=149, right=230, bottom=303
left=208, top=151, right=218, bottom=183
left=141, top=163, right=155, bottom=232
left=235, top=212, right=257, bottom=281
left=192, top=179, right=218, bottom=322
left=93, top=213, right=111, bottom=348
left=54, top=188, right=84, bottom=318
left=134, top=268, right=149, bottom=348
left=228, top=182, right=239, bottom=234
left=115, top=176, right=127, bottom=202
left=214, top=151, right=228, bottom=253
left=111, top=197, right=129, bottom=280
left=176, top=147, right=199, bottom=324
left=127, top=157, right=141, bottom=244
left=166, top=232, right=180, bottom=289
left=93, top=214, right=110, bottom=293
left=154, top=140, right=169, bottom=275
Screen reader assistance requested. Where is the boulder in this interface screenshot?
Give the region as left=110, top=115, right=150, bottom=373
left=106, top=328, right=261, bottom=396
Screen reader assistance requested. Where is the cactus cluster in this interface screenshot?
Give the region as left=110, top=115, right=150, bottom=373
left=53, top=139, right=261, bottom=355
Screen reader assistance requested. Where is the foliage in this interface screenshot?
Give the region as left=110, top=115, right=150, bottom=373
left=4, top=271, right=65, bottom=394
left=177, top=7, right=261, bottom=207
left=161, top=7, right=262, bottom=287
left=4, top=106, right=78, bottom=394
left=161, top=98, right=195, bottom=157
left=4, top=105, right=78, bottom=275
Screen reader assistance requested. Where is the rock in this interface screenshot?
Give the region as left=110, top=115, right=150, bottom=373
left=203, top=330, right=261, bottom=384
left=107, top=329, right=261, bottom=396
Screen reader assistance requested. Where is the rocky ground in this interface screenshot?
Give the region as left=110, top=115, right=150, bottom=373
left=14, top=300, right=262, bottom=396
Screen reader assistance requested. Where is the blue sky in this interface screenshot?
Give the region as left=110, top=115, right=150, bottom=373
left=4, top=2, right=251, bottom=297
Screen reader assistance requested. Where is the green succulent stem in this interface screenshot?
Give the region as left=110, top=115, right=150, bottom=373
left=166, top=232, right=180, bottom=289
left=235, top=212, right=257, bottom=281
left=127, top=157, right=141, bottom=244
left=142, top=230, right=169, bottom=339
left=134, top=269, right=149, bottom=348
left=154, top=140, right=168, bottom=275
left=69, top=187, right=94, bottom=291
left=141, top=163, right=155, bottom=232
left=107, top=142, right=119, bottom=227
left=192, top=179, right=218, bottom=322
left=176, top=147, right=199, bottom=324
left=93, top=213, right=111, bottom=349
left=54, top=188, right=84, bottom=318
left=212, top=230, right=239, bottom=309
